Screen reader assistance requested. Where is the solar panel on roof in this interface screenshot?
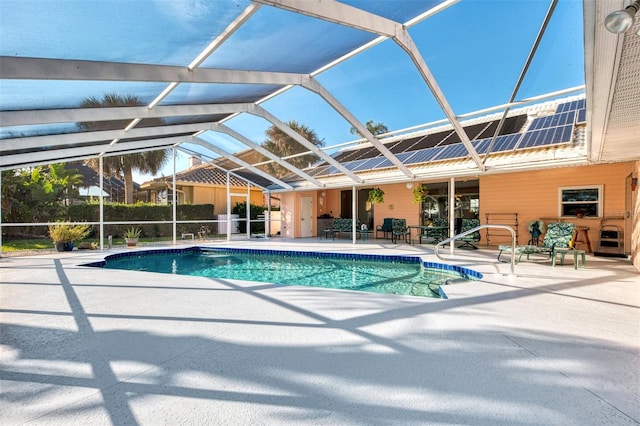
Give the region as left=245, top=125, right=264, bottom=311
left=354, top=146, right=381, bottom=161
left=490, top=133, right=521, bottom=152
left=308, top=165, right=330, bottom=177
left=577, top=108, right=586, bottom=124
left=395, top=152, right=416, bottom=162
left=433, top=143, right=468, bottom=161
left=404, top=146, right=445, bottom=164
left=517, top=124, right=573, bottom=149
left=473, top=138, right=491, bottom=154
left=556, top=99, right=585, bottom=113
left=372, top=158, right=394, bottom=169
left=333, top=150, right=361, bottom=162
left=322, top=166, right=340, bottom=176
left=343, top=159, right=368, bottom=171
left=529, top=111, right=575, bottom=131
left=352, top=157, right=386, bottom=171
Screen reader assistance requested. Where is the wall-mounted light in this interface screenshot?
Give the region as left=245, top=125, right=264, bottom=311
left=605, top=0, right=639, bottom=34
left=405, top=182, right=414, bottom=189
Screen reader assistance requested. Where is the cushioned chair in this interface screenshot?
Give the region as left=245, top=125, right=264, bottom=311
left=419, top=217, right=449, bottom=244
left=391, top=219, right=410, bottom=243
left=458, top=218, right=481, bottom=249
left=376, top=218, right=394, bottom=239
left=498, top=222, right=576, bottom=263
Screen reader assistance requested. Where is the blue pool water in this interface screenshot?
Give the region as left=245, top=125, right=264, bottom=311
left=92, top=247, right=481, bottom=298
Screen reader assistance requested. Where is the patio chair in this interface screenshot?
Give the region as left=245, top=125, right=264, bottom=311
left=498, top=222, right=576, bottom=263
left=376, top=218, right=394, bottom=239
left=458, top=218, right=481, bottom=249
left=391, top=219, right=410, bottom=243
left=419, top=217, right=449, bottom=244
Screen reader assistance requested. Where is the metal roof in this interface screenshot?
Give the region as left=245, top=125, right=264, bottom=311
left=1, top=1, right=638, bottom=192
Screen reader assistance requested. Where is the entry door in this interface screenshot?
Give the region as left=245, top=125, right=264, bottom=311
left=301, top=196, right=313, bottom=237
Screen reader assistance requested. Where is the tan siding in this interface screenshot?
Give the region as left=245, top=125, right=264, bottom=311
left=370, top=183, right=421, bottom=230
left=481, top=163, right=633, bottom=246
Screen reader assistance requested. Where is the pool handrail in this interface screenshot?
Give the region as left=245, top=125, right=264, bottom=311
left=434, top=224, right=517, bottom=276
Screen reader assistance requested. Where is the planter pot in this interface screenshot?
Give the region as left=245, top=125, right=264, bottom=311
left=125, top=238, right=139, bottom=247
left=55, top=242, right=74, bottom=252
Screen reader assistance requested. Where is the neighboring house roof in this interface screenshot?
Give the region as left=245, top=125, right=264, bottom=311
left=68, top=163, right=139, bottom=191
left=274, top=94, right=588, bottom=190
left=141, top=163, right=264, bottom=189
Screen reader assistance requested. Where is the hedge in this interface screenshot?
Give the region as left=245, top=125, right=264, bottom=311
left=67, top=203, right=215, bottom=238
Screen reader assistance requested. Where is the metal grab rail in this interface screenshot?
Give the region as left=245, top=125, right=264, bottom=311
left=434, top=224, right=517, bottom=276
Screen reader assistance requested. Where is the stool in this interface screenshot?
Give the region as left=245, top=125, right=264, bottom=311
left=573, top=226, right=592, bottom=253
left=552, top=248, right=587, bottom=269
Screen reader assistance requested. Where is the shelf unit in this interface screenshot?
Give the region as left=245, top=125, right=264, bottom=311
left=485, top=213, right=518, bottom=246
left=595, top=225, right=624, bottom=257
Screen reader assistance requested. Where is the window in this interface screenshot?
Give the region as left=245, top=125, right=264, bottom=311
left=559, top=186, right=602, bottom=218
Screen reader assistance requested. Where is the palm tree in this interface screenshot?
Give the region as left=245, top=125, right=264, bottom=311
left=78, top=94, right=169, bottom=204
left=262, top=120, right=324, bottom=178
left=350, top=120, right=389, bottom=140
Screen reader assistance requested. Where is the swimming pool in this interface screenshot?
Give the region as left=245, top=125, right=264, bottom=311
left=89, top=247, right=482, bottom=298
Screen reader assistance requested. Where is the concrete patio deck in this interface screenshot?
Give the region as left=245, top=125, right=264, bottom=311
left=1, top=238, right=639, bottom=425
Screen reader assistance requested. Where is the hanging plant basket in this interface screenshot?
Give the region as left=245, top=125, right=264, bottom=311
left=412, top=184, right=429, bottom=204
left=367, top=187, right=385, bottom=204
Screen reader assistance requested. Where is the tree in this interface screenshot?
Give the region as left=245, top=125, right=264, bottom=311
left=1, top=163, right=82, bottom=225
left=349, top=120, right=389, bottom=139
left=78, top=93, right=169, bottom=204
left=262, top=120, right=324, bottom=178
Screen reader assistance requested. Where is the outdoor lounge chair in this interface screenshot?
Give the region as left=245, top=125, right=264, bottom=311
left=498, top=222, right=576, bottom=263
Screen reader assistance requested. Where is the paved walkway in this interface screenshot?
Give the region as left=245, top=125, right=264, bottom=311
left=1, top=239, right=639, bottom=425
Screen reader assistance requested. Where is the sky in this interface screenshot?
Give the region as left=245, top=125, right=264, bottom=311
left=160, top=0, right=584, bottom=183
left=0, top=0, right=585, bottom=184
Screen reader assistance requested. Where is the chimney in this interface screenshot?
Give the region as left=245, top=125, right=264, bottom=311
left=189, top=156, right=202, bottom=167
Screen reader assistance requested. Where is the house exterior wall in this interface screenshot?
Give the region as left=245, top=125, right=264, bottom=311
left=280, top=192, right=296, bottom=238
left=480, top=162, right=634, bottom=250
left=190, top=186, right=263, bottom=215
left=279, top=191, right=318, bottom=238
left=368, top=183, right=420, bottom=230
left=284, top=161, right=638, bottom=272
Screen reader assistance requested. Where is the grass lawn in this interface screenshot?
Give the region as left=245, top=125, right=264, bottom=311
left=1, top=237, right=175, bottom=253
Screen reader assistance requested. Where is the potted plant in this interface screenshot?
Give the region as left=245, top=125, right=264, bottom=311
left=124, top=227, right=142, bottom=246
left=48, top=223, right=91, bottom=252
left=367, top=187, right=385, bottom=204
left=413, top=184, right=429, bottom=204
